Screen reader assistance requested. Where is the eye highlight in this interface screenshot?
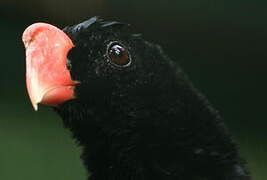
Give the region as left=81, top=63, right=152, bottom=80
left=107, top=42, right=131, bottom=67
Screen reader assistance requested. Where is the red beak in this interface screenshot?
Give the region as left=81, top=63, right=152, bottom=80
left=22, top=23, right=78, bottom=110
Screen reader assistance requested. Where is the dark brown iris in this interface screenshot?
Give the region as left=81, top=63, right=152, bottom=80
left=108, top=44, right=130, bottom=66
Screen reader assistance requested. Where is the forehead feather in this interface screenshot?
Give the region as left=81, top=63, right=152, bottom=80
left=70, top=16, right=129, bottom=32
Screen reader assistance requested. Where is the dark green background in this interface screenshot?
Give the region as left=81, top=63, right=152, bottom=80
left=0, top=0, right=266, bottom=179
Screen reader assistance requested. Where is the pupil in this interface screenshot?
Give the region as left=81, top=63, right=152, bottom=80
left=110, top=45, right=123, bottom=58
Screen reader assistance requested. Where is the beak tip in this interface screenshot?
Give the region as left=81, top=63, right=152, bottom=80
left=32, top=102, right=38, bottom=111
left=29, top=96, right=39, bottom=111
left=33, top=105, right=38, bottom=111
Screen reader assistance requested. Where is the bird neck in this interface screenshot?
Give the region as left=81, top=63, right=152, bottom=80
left=55, top=102, right=143, bottom=179
left=54, top=89, right=250, bottom=180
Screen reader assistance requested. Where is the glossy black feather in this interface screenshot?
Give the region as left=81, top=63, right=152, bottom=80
left=55, top=17, right=251, bottom=180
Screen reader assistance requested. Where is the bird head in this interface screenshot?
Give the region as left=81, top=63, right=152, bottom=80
left=22, top=17, right=175, bottom=114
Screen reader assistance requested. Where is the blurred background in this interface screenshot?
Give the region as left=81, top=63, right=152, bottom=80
left=0, top=0, right=266, bottom=179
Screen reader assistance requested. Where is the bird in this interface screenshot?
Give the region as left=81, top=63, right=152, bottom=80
left=22, top=17, right=251, bottom=180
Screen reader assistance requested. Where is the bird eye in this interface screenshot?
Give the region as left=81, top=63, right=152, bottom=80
left=107, top=43, right=131, bottom=67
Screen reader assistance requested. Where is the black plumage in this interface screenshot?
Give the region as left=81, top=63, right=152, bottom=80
left=51, top=17, right=250, bottom=180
